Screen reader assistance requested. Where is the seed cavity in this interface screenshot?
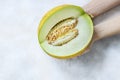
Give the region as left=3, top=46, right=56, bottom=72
left=46, top=17, right=79, bottom=46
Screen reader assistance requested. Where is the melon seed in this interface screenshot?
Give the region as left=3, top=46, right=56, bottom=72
left=46, top=17, right=79, bottom=46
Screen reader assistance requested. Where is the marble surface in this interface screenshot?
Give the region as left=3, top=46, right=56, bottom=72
left=0, top=0, right=120, bottom=80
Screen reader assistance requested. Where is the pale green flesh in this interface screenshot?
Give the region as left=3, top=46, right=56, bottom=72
left=39, top=6, right=84, bottom=43
left=40, top=14, right=93, bottom=56
left=38, top=5, right=93, bottom=57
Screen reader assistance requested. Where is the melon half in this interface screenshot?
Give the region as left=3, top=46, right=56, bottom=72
left=38, top=5, right=93, bottom=59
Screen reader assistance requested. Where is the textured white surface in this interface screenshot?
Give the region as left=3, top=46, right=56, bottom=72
left=0, top=0, right=120, bottom=80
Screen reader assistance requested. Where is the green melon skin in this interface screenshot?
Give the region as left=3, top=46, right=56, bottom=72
left=38, top=5, right=93, bottom=59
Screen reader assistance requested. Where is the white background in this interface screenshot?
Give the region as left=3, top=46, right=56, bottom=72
left=0, top=0, right=120, bottom=80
